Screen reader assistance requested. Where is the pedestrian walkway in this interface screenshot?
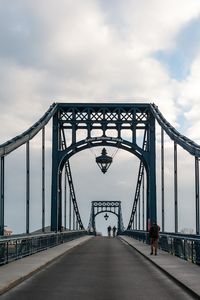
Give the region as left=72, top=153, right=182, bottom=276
left=0, top=235, right=92, bottom=295
left=0, top=237, right=195, bottom=300
left=119, top=235, right=200, bottom=298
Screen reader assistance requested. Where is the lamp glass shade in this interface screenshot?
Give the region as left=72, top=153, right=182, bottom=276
left=96, top=148, right=113, bottom=174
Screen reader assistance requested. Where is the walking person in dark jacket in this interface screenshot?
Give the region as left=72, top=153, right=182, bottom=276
left=107, top=225, right=111, bottom=238
left=112, top=226, right=117, bottom=237
left=149, top=221, right=160, bottom=255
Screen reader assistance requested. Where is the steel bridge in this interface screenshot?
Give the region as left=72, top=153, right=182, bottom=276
left=88, top=201, right=124, bottom=234
left=0, top=102, right=200, bottom=298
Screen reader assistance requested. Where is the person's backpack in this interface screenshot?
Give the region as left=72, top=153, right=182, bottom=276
left=149, top=224, right=159, bottom=238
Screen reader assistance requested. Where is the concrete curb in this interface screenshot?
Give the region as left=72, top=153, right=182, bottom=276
left=119, top=236, right=200, bottom=299
left=0, top=235, right=93, bottom=295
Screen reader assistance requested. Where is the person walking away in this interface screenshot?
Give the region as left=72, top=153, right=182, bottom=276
left=107, top=225, right=111, bottom=238
left=149, top=221, right=160, bottom=255
left=112, top=226, right=117, bottom=237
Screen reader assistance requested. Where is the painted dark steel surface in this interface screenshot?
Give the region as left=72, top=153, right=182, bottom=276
left=42, top=127, right=45, bottom=233
left=161, top=127, right=165, bottom=232
left=51, top=103, right=157, bottom=232
left=0, top=157, right=4, bottom=236
left=174, top=142, right=178, bottom=233
left=195, top=157, right=200, bottom=235
left=26, top=141, right=30, bottom=234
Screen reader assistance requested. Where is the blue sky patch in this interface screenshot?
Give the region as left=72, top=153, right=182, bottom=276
left=154, top=16, right=200, bottom=81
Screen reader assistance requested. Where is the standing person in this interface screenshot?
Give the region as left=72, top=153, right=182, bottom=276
left=149, top=221, right=160, bottom=255
left=112, top=226, right=117, bottom=237
left=107, top=225, right=111, bottom=238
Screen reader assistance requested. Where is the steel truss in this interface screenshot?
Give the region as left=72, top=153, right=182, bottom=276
left=51, top=103, right=157, bottom=232
left=88, top=201, right=124, bottom=234
left=1, top=102, right=199, bottom=235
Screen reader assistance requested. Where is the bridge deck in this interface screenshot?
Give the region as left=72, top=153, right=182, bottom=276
left=0, top=236, right=195, bottom=300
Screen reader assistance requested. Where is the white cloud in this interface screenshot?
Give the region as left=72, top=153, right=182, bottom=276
left=117, top=0, right=200, bottom=54
left=0, top=1, right=199, bottom=125
left=1, top=0, right=200, bottom=233
left=176, top=53, right=200, bottom=141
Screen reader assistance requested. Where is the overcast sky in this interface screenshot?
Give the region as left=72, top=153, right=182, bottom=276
left=1, top=0, right=200, bottom=235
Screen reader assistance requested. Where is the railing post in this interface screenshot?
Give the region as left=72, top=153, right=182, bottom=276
left=15, top=240, right=18, bottom=260
left=135, top=209, right=137, bottom=230
left=73, top=209, right=75, bottom=230
left=192, top=241, right=194, bottom=263
left=69, top=192, right=71, bottom=230
left=6, top=241, right=8, bottom=263
left=184, top=240, right=187, bottom=260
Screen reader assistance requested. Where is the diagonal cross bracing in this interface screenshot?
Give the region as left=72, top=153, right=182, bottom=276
left=127, top=129, right=148, bottom=229
left=61, top=128, right=84, bottom=230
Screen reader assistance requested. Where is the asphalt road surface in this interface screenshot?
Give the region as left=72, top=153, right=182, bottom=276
left=1, top=237, right=196, bottom=300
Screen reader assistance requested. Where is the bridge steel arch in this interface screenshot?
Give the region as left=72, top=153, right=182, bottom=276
left=1, top=102, right=200, bottom=236
left=51, top=103, right=156, bottom=232
left=88, top=201, right=124, bottom=234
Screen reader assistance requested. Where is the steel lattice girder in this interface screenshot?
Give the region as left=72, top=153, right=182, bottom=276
left=58, top=103, right=149, bottom=130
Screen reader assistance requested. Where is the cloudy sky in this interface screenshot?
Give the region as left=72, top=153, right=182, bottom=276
left=1, top=0, right=200, bottom=235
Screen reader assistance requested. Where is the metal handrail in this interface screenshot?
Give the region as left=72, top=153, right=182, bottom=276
left=150, top=103, right=200, bottom=157
left=0, top=103, right=57, bottom=156
left=124, top=230, right=200, bottom=265
left=0, top=230, right=87, bottom=265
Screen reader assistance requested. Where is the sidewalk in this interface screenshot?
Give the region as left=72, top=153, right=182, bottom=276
left=119, top=235, right=200, bottom=298
left=0, top=235, right=92, bottom=295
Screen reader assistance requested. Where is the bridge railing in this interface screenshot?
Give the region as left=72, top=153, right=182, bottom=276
left=123, top=230, right=200, bottom=265
left=0, top=230, right=87, bottom=266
